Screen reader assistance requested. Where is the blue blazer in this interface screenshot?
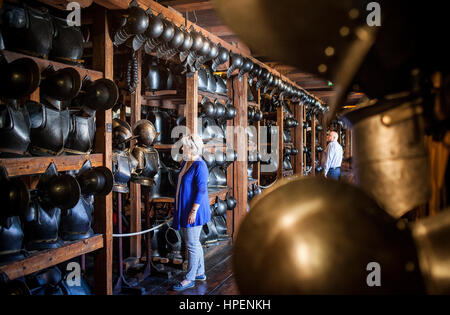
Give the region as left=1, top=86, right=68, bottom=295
left=172, top=158, right=210, bottom=230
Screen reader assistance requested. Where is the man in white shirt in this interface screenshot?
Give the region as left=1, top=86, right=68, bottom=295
left=323, top=131, right=343, bottom=180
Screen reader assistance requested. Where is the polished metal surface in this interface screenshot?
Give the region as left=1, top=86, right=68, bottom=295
left=411, top=209, right=450, bottom=294
left=344, top=96, right=430, bottom=218
left=234, top=177, right=425, bottom=294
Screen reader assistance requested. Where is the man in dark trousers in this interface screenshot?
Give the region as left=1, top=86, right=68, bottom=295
left=324, top=131, right=343, bottom=180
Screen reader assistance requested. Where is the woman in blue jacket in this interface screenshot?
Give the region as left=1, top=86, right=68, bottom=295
left=172, top=134, right=210, bottom=291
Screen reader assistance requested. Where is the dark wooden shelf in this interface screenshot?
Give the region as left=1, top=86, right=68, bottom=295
left=1, top=50, right=103, bottom=81
left=198, top=90, right=229, bottom=102
left=0, top=235, right=104, bottom=281
left=0, top=153, right=103, bottom=177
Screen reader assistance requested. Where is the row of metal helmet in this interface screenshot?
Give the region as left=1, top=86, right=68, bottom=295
left=0, top=56, right=118, bottom=157
left=0, top=161, right=113, bottom=265
left=199, top=98, right=236, bottom=121
left=113, top=1, right=230, bottom=73
left=200, top=193, right=236, bottom=244
left=0, top=4, right=86, bottom=65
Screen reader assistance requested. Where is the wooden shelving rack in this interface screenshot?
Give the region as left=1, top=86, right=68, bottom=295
left=0, top=10, right=113, bottom=294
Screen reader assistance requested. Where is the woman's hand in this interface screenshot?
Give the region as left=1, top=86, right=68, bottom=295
left=188, top=209, right=197, bottom=224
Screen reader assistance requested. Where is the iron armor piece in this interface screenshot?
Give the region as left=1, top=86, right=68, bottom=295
left=0, top=104, right=31, bottom=156
left=81, top=78, right=119, bottom=113
left=147, top=108, right=172, bottom=144
left=59, top=194, right=93, bottom=242
left=133, top=119, right=158, bottom=147
left=22, top=196, right=62, bottom=251
left=199, top=98, right=217, bottom=119
left=154, top=19, right=175, bottom=58
left=145, top=58, right=161, bottom=91
left=26, top=101, right=70, bottom=156
left=198, top=68, right=208, bottom=92
left=37, top=163, right=81, bottom=210
left=206, top=67, right=217, bottom=94
left=224, top=100, right=236, bottom=120
left=182, top=26, right=204, bottom=73
left=131, top=145, right=160, bottom=186
left=233, top=177, right=425, bottom=294
left=211, top=44, right=229, bottom=72
left=343, top=93, right=430, bottom=219
left=40, top=67, right=81, bottom=110
left=76, top=163, right=113, bottom=197
left=0, top=56, right=41, bottom=99
left=112, top=150, right=133, bottom=193
left=113, top=1, right=149, bottom=47
left=133, top=9, right=163, bottom=51
left=0, top=173, right=28, bottom=264
left=238, top=58, right=254, bottom=82
left=64, top=113, right=96, bottom=154
left=227, top=52, right=243, bottom=78
left=215, top=75, right=228, bottom=95
left=0, top=216, right=25, bottom=264
left=1, top=5, right=53, bottom=58
left=248, top=64, right=262, bottom=87
left=50, top=16, right=84, bottom=65
left=112, top=118, right=133, bottom=150
left=225, top=192, right=236, bottom=210
left=208, top=166, right=227, bottom=187
left=165, top=227, right=183, bottom=264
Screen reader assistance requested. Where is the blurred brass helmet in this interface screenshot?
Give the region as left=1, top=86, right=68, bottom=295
left=233, top=177, right=425, bottom=294
left=0, top=57, right=41, bottom=98
left=84, top=78, right=119, bottom=111
left=132, top=119, right=158, bottom=147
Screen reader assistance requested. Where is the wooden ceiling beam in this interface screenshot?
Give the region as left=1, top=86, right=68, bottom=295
left=203, top=25, right=234, bottom=37
left=160, top=0, right=213, bottom=13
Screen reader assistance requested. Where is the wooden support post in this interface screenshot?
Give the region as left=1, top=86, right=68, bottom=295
left=345, top=128, right=351, bottom=159
left=277, top=106, right=284, bottom=179
left=251, top=88, right=261, bottom=185
left=294, top=104, right=303, bottom=175
left=92, top=5, right=113, bottom=295
left=226, top=78, right=234, bottom=237
left=232, top=74, right=248, bottom=239
left=186, top=71, right=199, bottom=135
left=311, top=115, right=316, bottom=176
left=303, top=106, right=307, bottom=175
left=130, top=50, right=142, bottom=259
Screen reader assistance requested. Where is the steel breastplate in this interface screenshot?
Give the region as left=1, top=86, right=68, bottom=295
left=65, top=114, right=96, bottom=154
left=59, top=196, right=93, bottom=241
left=198, top=68, right=208, bottom=91
left=23, top=199, right=61, bottom=251
left=0, top=104, right=31, bottom=156
left=147, top=109, right=171, bottom=144
left=2, top=5, right=53, bottom=58
left=112, top=150, right=132, bottom=193
left=211, top=215, right=228, bottom=239
left=50, top=18, right=84, bottom=65
left=0, top=216, right=25, bottom=264
left=27, top=102, right=70, bottom=156
left=131, top=146, right=160, bottom=186
left=208, top=166, right=227, bottom=187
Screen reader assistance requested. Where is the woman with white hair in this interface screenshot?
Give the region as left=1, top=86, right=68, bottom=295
left=172, top=134, right=210, bottom=291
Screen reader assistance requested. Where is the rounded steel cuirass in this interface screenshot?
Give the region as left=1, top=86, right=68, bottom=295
left=65, top=114, right=96, bottom=154
left=0, top=105, right=31, bottom=156
left=343, top=95, right=430, bottom=218
left=50, top=17, right=84, bottom=65
left=2, top=5, right=53, bottom=58
left=59, top=196, right=94, bottom=241
left=112, top=150, right=132, bottom=193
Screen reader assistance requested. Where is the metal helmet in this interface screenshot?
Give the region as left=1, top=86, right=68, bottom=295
left=112, top=118, right=132, bottom=150
left=132, top=119, right=158, bottom=147
left=227, top=52, right=244, bottom=78
left=233, top=177, right=425, bottom=294
left=41, top=67, right=81, bottom=101
left=212, top=44, right=229, bottom=71
left=0, top=57, right=41, bottom=99
left=83, top=78, right=119, bottom=111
